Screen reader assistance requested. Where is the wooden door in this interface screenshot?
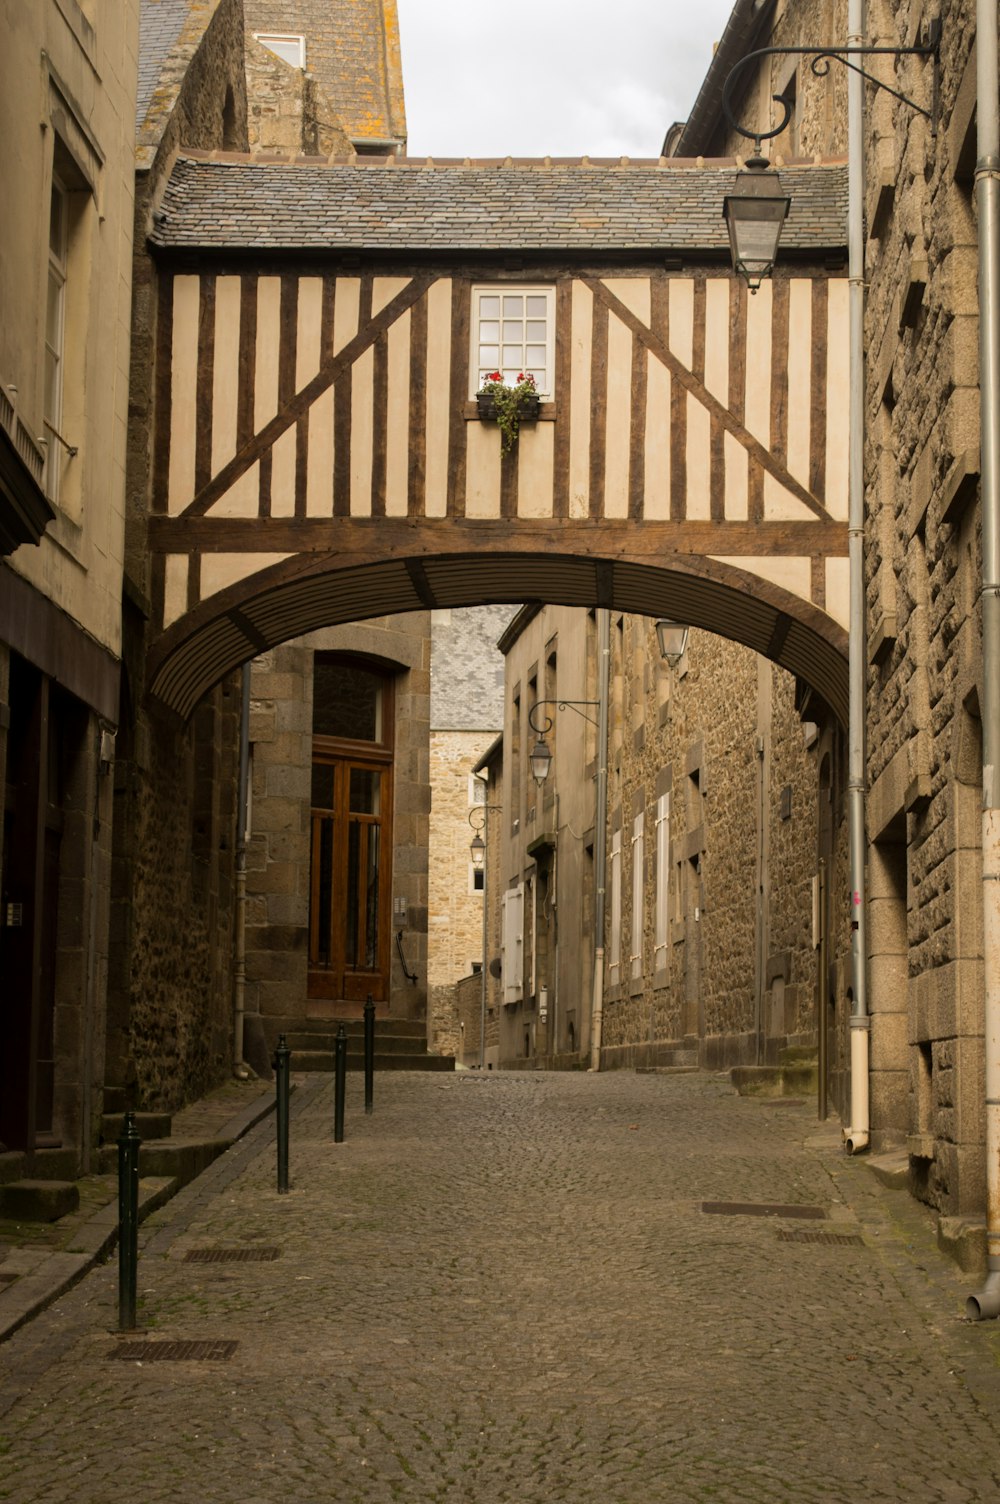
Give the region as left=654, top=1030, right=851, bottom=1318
left=308, top=756, right=392, bottom=1003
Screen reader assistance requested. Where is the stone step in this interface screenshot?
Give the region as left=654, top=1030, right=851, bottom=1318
left=97, top=1137, right=231, bottom=1182
left=290, top=1050, right=455, bottom=1073
left=270, top=1018, right=428, bottom=1041
left=285, top=1031, right=429, bottom=1054
left=778, top=1045, right=819, bottom=1066
left=731, top=1061, right=817, bottom=1097
left=0, top=1179, right=80, bottom=1223
left=100, top=1111, right=173, bottom=1143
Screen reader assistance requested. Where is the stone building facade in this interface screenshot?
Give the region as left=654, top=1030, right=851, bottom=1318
left=0, top=0, right=140, bottom=1167
left=675, top=0, right=994, bottom=1241
left=493, top=603, right=840, bottom=1086
left=426, top=606, right=508, bottom=1059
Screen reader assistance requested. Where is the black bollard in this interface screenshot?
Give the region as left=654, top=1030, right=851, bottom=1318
left=364, top=994, right=375, bottom=1115
left=334, top=1022, right=347, bottom=1143
left=117, top=1111, right=141, bottom=1331
left=273, top=1033, right=290, bottom=1193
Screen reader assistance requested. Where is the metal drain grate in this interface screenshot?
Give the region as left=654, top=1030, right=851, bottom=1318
left=777, top=1227, right=865, bottom=1247
left=701, top=1201, right=826, bottom=1220
left=183, top=1246, right=281, bottom=1263
left=110, top=1340, right=239, bottom=1362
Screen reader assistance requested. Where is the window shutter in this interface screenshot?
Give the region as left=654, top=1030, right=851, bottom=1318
left=609, top=830, right=622, bottom=986
left=630, top=811, right=645, bottom=980
left=654, top=792, right=670, bottom=964
left=502, top=884, right=524, bottom=1003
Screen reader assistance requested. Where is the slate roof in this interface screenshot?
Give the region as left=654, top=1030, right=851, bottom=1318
left=136, top=0, right=195, bottom=132
left=150, top=155, right=848, bottom=255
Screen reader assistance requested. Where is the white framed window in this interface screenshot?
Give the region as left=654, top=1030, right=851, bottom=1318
left=654, top=792, right=670, bottom=967
left=630, top=812, right=645, bottom=981
left=470, top=285, right=554, bottom=397
left=501, top=884, right=524, bottom=1003
left=254, top=32, right=306, bottom=68
left=469, top=774, right=486, bottom=807
left=608, top=829, right=622, bottom=987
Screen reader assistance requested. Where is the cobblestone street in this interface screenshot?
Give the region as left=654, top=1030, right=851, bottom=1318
left=3, top=1069, right=1000, bottom=1502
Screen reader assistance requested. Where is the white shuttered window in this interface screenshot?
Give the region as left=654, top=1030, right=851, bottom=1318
left=501, top=884, right=524, bottom=1003
left=608, top=830, right=622, bottom=986
left=630, top=812, right=645, bottom=981
left=654, top=792, right=670, bottom=967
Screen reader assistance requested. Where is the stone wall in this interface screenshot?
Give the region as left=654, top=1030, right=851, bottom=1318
left=860, top=0, right=984, bottom=1209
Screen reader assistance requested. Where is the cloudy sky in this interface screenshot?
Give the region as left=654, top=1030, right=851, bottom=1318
left=395, top=0, right=738, bottom=159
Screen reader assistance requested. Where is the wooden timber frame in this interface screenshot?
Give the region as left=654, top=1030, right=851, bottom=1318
left=146, top=254, right=850, bottom=723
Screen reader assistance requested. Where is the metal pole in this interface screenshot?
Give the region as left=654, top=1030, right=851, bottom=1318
left=334, top=1023, right=347, bottom=1143
left=117, top=1111, right=140, bottom=1331
left=968, top=0, right=1000, bottom=1319
left=364, top=994, right=375, bottom=1114
left=589, top=608, right=611, bottom=1070
left=818, top=858, right=829, bottom=1122
left=479, top=808, right=489, bottom=1068
left=273, top=1033, right=290, bottom=1192
left=844, top=0, right=870, bottom=1154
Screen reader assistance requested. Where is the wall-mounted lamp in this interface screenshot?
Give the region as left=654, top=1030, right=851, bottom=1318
left=655, top=620, right=689, bottom=667
left=719, top=24, right=940, bottom=291
left=527, top=699, right=599, bottom=787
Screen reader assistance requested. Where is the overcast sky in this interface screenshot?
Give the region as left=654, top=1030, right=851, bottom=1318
left=395, top=0, right=738, bottom=159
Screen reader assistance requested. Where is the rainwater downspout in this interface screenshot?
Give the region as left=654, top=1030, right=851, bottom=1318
left=233, top=663, right=251, bottom=1079
left=843, top=0, right=870, bottom=1154
left=967, top=0, right=1000, bottom=1319
left=589, top=608, right=611, bottom=1070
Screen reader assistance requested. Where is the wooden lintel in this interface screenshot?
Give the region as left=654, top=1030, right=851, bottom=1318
left=148, top=515, right=848, bottom=558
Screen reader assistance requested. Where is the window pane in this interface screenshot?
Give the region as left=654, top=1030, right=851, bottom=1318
left=313, top=660, right=384, bottom=741
left=502, top=320, right=523, bottom=341
left=526, top=345, right=546, bottom=366
left=479, top=320, right=499, bottom=342
left=527, top=369, right=546, bottom=388
left=479, top=345, right=499, bottom=367
left=502, top=369, right=520, bottom=384
left=311, top=763, right=335, bottom=809
left=502, top=345, right=522, bottom=366
left=503, top=295, right=523, bottom=316
left=526, top=320, right=546, bottom=341
left=526, top=296, right=547, bottom=317
left=479, top=296, right=500, bottom=318
left=349, top=767, right=380, bottom=815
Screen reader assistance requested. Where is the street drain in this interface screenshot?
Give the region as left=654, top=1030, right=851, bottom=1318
left=701, top=1201, right=826, bottom=1220
left=183, top=1246, right=281, bottom=1263
left=110, top=1340, right=239, bottom=1362
left=777, top=1228, right=865, bottom=1247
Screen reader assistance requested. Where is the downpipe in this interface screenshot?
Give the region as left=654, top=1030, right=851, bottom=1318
left=970, top=0, right=1000, bottom=1319
left=233, top=663, right=251, bottom=1080
left=589, top=609, right=611, bottom=1072
left=843, top=0, right=870, bottom=1155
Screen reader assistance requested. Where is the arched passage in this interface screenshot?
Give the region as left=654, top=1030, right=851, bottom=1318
left=147, top=533, right=847, bottom=724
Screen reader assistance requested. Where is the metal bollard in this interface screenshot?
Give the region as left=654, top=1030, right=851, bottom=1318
left=334, top=1022, right=347, bottom=1143
left=273, top=1033, right=290, bottom=1193
left=117, top=1111, right=141, bottom=1331
left=364, top=994, right=375, bottom=1115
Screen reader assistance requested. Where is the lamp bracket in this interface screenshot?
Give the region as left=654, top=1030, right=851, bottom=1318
left=528, top=699, right=600, bottom=734
left=722, top=21, right=942, bottom=151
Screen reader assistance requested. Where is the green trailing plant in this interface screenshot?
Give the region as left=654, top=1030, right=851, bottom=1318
left=478, top=371, right=539, bottom=454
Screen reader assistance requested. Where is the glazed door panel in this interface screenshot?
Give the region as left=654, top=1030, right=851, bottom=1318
left=308, top=758, right=392, bottom=1003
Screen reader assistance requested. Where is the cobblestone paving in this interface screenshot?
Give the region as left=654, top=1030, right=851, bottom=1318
left=3, top=1069, right=1000, bottom=1502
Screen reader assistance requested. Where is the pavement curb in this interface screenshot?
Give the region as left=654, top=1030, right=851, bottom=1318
left=0, top=1090, right=275, bottom=1346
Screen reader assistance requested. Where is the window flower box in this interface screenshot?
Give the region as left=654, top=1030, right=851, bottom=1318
left=476, top=373, right=540, bottom=452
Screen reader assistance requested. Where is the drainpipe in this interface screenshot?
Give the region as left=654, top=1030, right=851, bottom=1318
left=233, top=663, right=251, bottom=1079
left=589, top=608, right=611, bottom=1070
left=967, top=0, right=1000, bottom=1320
left=843, top=0, right=870, bottom=1155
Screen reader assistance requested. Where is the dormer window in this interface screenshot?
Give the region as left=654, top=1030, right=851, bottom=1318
left=254, top=32, right=306, bottom=69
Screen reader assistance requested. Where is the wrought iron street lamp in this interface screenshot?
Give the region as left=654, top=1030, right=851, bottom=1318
left=719, top=26, right=940, bottom=292
left=654, top=620, right=690, bottom=668
left=527, top=700, right=599, bottom=788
